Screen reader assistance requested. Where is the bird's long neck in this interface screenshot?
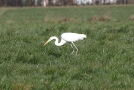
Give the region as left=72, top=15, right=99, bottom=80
left=53, top=36, right=66, bottom=46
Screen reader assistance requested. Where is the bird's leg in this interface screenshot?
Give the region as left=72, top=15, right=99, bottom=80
left=72, top=42, right=78, bottom=55
left=70, top=44, right=74, bottom=54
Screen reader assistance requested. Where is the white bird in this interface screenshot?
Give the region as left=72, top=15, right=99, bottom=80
left=44, top=32, right=86, bottom=55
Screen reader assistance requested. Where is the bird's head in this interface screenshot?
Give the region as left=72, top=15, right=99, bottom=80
left=44, top=36, right=56, bottom=46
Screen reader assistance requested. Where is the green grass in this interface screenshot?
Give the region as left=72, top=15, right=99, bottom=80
left=0, top=5, right=134, bottom=90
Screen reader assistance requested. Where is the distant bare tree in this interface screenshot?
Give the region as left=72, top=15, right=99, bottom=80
left=117, top=0, right=128, bottom=4
left=127, top=0, right=134, bottom=4
left=0, top=0, right=4, bottom=6
left=67, top=0, right=74, bottom=5
left=21, top=0, right=26, bottom=6
left=123, top=0, right=127, bottom=4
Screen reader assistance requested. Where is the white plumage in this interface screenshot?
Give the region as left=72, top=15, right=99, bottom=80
left=44, top=32, right=86, bottom=55
left=61, top=33, right=86, bottom=42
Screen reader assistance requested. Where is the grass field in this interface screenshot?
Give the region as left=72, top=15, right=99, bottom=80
left=0, top=5, right=134, bottom=90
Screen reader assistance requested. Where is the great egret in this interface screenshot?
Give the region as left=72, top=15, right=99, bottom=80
left=44, top=32, right=86, bottom=55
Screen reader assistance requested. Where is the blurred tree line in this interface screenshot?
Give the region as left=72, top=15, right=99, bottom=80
left=118, top=0, right=134, bottom=4
left=0, top=0, right=134, bottom=7
left=0, top=0, right=40, bottom=7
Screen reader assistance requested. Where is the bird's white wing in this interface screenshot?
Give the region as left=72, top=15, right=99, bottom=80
left=61, top=32, right=86, bottom=42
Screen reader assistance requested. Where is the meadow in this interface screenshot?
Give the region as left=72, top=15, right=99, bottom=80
left=0, top=5, right=134, bottom=90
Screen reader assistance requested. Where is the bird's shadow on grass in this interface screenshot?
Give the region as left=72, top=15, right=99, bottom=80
left=48, top=52, right=61, bottom=58
left=48, top=52, right=75, bottom=58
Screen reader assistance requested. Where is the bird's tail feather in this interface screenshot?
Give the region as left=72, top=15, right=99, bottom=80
left=78, top=34, right=86, bottom=40
left=82, top=34, right=86, bottom=38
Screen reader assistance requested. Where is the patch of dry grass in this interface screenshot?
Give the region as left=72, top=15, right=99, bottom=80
left=6, top=19, right=14, bottom=24
left=44, top=16, right=78, bottom=23
left=0, top=8, right=10, bottom=16
left=11, top=82, right=33, bottom=90
left=58, top=17, right=77, bottom=22
left=99, top=14, right=111, bottom=21
left=129, top=15, right=134, bottom=21
left=90, top=12, right=111, bottom=22
left=90, top=15, right=99, bottom=22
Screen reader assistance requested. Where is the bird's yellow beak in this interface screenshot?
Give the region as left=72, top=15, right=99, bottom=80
left=44, top=40, right=50, bottom=46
